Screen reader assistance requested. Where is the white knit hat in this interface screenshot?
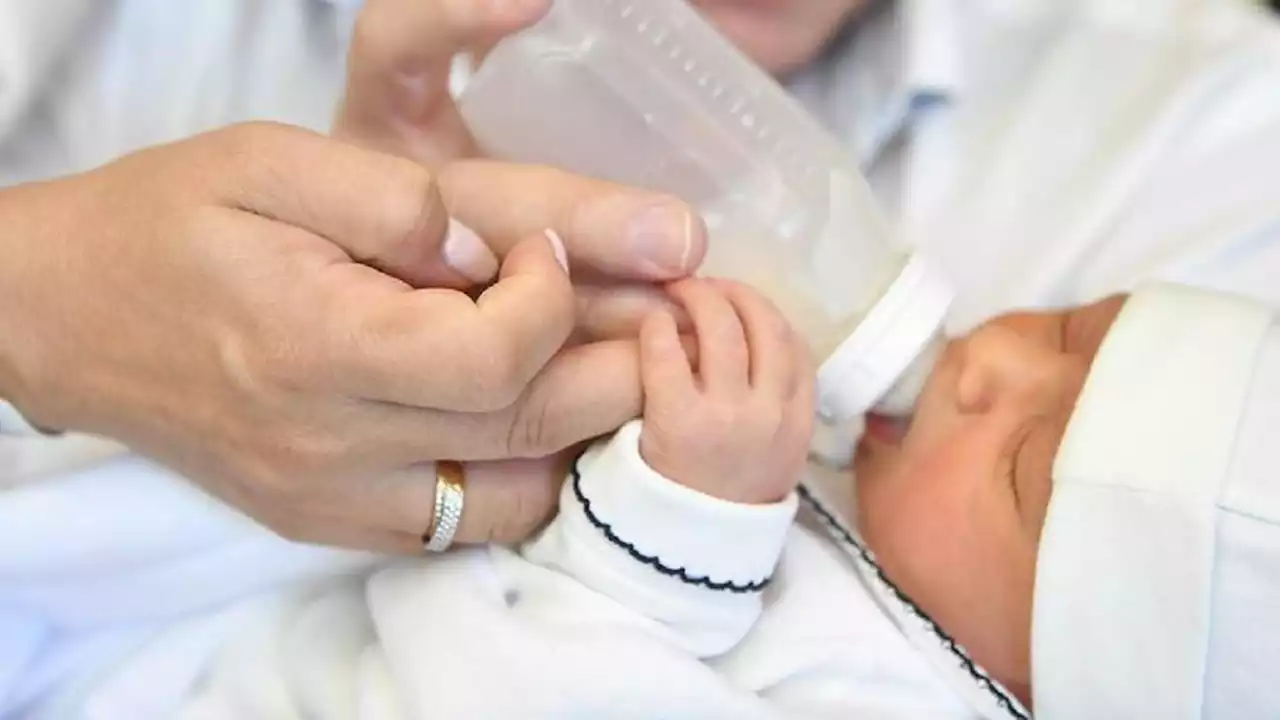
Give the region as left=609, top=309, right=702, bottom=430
left=1031, top=282, right=1272, bottom=719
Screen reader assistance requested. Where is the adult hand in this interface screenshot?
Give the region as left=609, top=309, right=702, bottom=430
left=333, top=0, right=550, bottom=168
left=334, top=0, right=685, bottom=341
left=0, top=123, right=704, bottom=553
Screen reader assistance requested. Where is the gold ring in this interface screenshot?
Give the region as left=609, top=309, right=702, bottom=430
left=423, top=460, right=467, bottom=553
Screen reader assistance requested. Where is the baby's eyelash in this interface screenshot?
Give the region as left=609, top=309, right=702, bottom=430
left=1005, top=420, right=1040, bottom=513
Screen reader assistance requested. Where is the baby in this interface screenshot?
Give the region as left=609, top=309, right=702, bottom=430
left=174, top=277, right=1280, bottom=719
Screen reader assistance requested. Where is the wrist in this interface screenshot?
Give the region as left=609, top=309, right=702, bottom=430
left=0, top=181, right=71, bottom=432
left=0, top=187, right=30, bottom=403
left=643, top=463, right=791, bottom=505
left=638, top=433, right=795, bottom=506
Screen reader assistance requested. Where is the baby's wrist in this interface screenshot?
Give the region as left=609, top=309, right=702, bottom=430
left=638, top=435, right=793, bottom=506
left=678, top=475, right=792, bottom=506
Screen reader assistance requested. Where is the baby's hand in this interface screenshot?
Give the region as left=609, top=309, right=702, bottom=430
left=639, top=279, right=815, bottom=504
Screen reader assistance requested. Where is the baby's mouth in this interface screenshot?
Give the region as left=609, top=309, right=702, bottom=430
left=862, top=413, right=910, bottom=447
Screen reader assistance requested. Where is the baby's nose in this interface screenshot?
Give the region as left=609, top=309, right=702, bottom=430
left=955, top=328, right=1066, bottom=410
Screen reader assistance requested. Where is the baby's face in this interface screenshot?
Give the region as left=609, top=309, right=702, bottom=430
left=690, top=0, right=870, bottom=76
left=854, top=295, right=1127, bottom=703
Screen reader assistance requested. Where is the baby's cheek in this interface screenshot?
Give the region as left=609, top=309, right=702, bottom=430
left=856, top=455, right=973, bottom=581
left=858, top=454, right=1039, bottom=691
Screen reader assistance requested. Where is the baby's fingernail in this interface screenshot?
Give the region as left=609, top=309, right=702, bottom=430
left=544, top=228, right=570, bottom=276
left=628, top=202, right=696, bottom=278
left=442, top=218, right=499, bottom=283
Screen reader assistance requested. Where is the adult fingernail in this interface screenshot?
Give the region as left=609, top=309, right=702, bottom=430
left=543, top=228, right=570, bottom=276
left=627, top=202, right=697, bottom=278
left=442, top=218, right=499, bottom=283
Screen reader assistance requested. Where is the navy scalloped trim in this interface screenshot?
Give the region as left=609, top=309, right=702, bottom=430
left=570, top=460, right=771, bottom=593
left=798, top=484, right=1031, bottom=720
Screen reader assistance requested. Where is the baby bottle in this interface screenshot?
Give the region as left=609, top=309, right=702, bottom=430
left=456, top=0, right=951, bottom=422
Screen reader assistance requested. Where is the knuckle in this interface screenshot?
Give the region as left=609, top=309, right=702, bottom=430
left=505, top=395, right=555, bottom=457
left=291, top=427, right=354, bottom=470
left=253, top=457, right=312, bottom=503
left=248, top=331, right=293, bottom=374
left=376, top=160, right=443, bottom=258
left=240, top=431, right=343, bottom=503
left=226, top=315, right=337, bottom=398
left=237, top=331, right=311, bottom=394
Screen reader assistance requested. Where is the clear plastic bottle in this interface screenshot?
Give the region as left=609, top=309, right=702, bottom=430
left=457, top=0, right=951, bottom=422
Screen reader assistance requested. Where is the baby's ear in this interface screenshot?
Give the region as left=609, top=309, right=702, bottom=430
left=1066, top=294, right=1130, bottom=363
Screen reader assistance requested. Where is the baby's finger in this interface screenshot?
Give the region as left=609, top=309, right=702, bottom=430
left=713, top=280, right=796, bottom=398
left=575, top=282, right=690, bottom=341
left=641, top=312, right=697, bottom=409
left=667, top=280, right=749, bottom=395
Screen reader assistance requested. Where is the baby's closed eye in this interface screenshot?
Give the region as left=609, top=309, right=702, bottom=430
left=1009, top=414, right=1067, bottom=537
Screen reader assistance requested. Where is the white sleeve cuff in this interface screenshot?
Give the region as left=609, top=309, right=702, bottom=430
left=561, top=420, right=797, bottom=593
left=521, top=420, right=798, bottom=656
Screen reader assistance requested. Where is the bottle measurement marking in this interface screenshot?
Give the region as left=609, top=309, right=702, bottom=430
left=599, top=0, right=813, bottom=176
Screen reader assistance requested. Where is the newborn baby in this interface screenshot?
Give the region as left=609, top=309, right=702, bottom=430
left=168, top=278, right=1280, bottom=718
